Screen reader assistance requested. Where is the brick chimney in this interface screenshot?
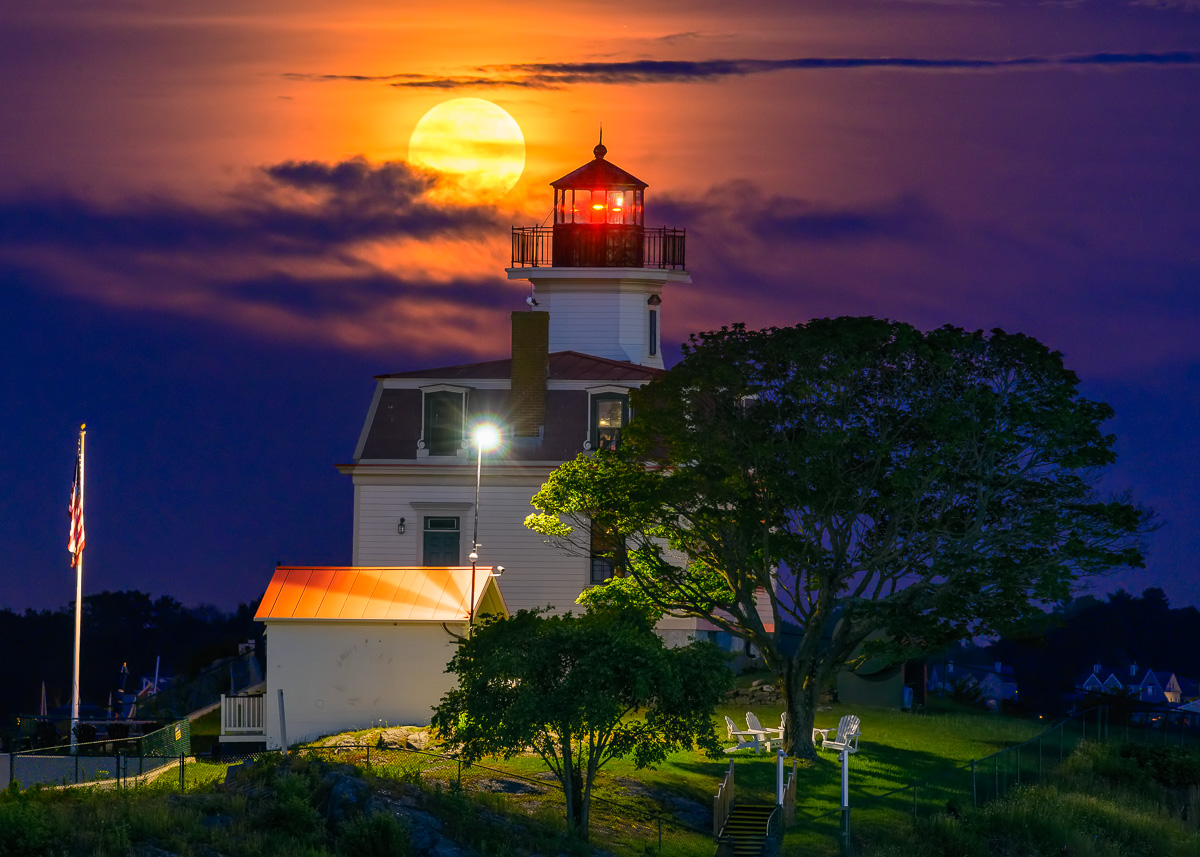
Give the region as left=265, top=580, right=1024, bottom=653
left=510, top=311, right=548, bottom=438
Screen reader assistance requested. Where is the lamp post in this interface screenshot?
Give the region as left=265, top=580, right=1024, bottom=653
left=468, top=424, right=501, bottom=631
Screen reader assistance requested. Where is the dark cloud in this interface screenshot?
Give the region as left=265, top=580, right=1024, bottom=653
left=498, top=51, right=1200, bottom=85
left=650, top=182, right=941, bottom=245
left=0, top=157, right=499, bottom=257
left=652, top=181, right=1200, bottom=388
left=224, top=271, right=514, bottom=323
left=284, top=51, right=1200, bottom=91
left=0, top=157, right=514, bottom=354
left=655, top=32, right=707, bottom=44
left=283, top=72, right=552, bottom=90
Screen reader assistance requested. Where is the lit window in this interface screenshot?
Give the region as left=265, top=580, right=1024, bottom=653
left=592, top=394, right=627, bottom=451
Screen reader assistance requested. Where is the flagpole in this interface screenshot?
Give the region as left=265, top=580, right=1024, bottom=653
left=70, top=425, right=86, bottom=751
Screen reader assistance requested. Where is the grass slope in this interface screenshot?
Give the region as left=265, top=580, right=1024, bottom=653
left=5, top=696, right=1199, bottom=856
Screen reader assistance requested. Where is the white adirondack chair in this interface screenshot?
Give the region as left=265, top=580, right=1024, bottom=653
left=744, top=711, right=786, bottom=751
left=724, top=715, right=760, bottom=753
left=812, top=714, right=860, bottom=755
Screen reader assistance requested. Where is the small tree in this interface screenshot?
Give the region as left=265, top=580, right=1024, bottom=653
left=432, top=606, right=731, bottom=840
left=527, top=318, right=1151, bottom=758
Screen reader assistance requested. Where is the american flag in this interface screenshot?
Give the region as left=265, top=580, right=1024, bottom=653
left=68, top=441, right=85, bottom=567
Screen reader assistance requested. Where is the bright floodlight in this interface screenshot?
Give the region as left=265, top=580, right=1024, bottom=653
left=473, top=424, right=501, bottom=451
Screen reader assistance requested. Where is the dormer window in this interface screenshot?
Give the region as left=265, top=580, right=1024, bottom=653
left=584, top=386, right=630, bottom=451
left=419, top=385, right=470, bottom=457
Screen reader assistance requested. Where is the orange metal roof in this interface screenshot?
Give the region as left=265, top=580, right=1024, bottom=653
left=254, top=566, right=504, bottom=622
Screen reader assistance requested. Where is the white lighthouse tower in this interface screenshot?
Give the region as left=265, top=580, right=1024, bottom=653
left=507, top=139, right=690, bottom=369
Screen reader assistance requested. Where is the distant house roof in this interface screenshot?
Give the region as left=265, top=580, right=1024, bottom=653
left=254, top=566, right=507, bottom=623
left=1153, top=670, right=1180, bottom=689
left=377, top=351, right=662, bottom=383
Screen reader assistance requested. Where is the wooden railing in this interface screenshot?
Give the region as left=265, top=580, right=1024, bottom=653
left=782, top=759, right=798, bottom=824
left=220, top=693, right=265, bottom=737
left=713, top=759, right=735, bottom=836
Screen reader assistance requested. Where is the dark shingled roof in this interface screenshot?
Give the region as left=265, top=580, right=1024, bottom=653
left=551, top=157, right=648, bottom=190
left=377, top=351, right=663, bottom=383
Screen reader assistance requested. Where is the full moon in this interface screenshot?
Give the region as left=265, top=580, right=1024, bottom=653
left=408, top=98, right=525, bottom=202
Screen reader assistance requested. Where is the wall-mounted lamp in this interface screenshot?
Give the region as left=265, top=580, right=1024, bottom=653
left=397, top=517, right=406, bottom=535
left=647, top=293, right=662, bottom=306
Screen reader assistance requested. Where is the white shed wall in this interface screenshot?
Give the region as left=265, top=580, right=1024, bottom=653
left=264, top=621, right=461, bottom=748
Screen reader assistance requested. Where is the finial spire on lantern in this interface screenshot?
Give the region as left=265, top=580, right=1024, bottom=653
left=594, top=124, right=606, bottom=159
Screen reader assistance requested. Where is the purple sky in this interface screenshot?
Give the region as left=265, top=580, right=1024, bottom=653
left=1, top=0, right=1198, bottom=612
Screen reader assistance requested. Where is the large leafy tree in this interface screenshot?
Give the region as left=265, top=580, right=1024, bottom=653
left=431, top=606, right=731, bottom=840
left=526, top=317, right=1150, bottom=758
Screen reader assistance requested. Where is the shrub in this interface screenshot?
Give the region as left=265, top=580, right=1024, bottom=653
left=1120, top=744, right=1200, bottom=789
left=945, top=676, right=987, bottom=708
left=0, top=800, right=50, bottom=857
left=338, top=811, right=410, bottom=857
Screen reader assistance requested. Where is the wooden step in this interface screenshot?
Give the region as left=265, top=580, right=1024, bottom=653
left=719, top=803, right=776, bottom=857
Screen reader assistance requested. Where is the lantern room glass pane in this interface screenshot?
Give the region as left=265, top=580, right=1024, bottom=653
left=607, top=191, right=625, bottom=225
left=572, top=189, right=592, bottom=224
left=589, top=189, right=606, bottom=224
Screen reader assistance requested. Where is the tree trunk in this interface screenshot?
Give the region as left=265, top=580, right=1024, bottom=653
left=580, top=766, right=594, bottom=840
left=561, top=732, right=579, bottom=835
left=570, top=784, right=586, bottom=840
left=783, top=655, right=821, bottom=761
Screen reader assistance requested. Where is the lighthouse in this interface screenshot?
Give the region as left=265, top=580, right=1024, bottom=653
left=335, top=138, right=701, bottom=622
left=242, top=140, right=735, bottom=749
left=507, top=139, right=689, bottom=369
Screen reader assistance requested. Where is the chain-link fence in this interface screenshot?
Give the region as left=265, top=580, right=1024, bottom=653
left=806, top=704, right=1103, bottom=832
left=6, top=719, right=190, bottom=790
left=808, top=696, right=1200, bottom=843
left=795, top=699, right=1200, bottom=855
left=1100, top=697, right=1200, bottom=749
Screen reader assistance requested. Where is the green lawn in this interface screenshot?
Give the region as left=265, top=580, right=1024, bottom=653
left=300, top=695, right=1050, bottom=855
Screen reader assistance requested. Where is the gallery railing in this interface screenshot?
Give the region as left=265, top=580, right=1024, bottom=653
left=511, top=226, right=686, bottom=270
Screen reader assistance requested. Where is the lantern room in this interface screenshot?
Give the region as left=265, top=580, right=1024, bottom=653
left=511, top=141, right=684, bottom=270
left=552, top=141, right=646, bottom=229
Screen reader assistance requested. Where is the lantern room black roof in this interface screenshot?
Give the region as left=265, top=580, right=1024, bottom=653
left=550, top=143, right=648, bottom=190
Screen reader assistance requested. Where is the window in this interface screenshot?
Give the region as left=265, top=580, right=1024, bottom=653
left=590, top=521, right=618, bottom=584
left=591, top=393, right=628, bottom=451
left=423, top=517, right=460, bottom=565
left=421, top=388, right=466, bottom=456
left=648, top=309, right=658, bottom=357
